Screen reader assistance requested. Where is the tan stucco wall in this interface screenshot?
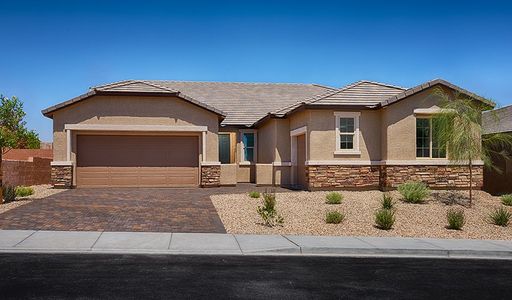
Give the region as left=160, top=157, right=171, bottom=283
left=274, top=166, right=291, bottom=186
left=257, top=120, right=276, bottom=164
left=289, top=110, right=309, bottom=132
left=308, top=109, right=381, bottom=161
left=256, top=164, right=273, bottom=185
left=52, top=95, right=220, bottom=163
left=274, top=119, right=291, bottom=162
left=381, top=88, right=452, bottom=161
left=220, top=164, right=237, bottom=185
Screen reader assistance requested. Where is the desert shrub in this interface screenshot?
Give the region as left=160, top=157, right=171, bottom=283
left=15, top=186, right=34, bottom=198
left=398, top=181, right=430, bottom=204
left=446, top=208, right=465, bottom=230
left=2, top=186, right=16, bottom=203
left=381, top=193, right=394, bottom=209
left=325, top=211, right=345, bottom=224
left=325, top=192, right=343, bottom=204
left=375, top=209, right=395, bottom=230
left=501, top=194, right=512, bottom=206
left=489, top=207, right=511, bottom=227
left=257, top=189, right=284, bottom=227
left=248, top=191, right=261, bottom=198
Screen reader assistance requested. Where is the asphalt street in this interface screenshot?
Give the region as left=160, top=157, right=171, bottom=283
left=0, top=254, right=511, bottom=299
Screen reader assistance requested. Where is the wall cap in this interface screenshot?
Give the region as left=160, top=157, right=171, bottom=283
left=51, top=161, right=74, bottom=166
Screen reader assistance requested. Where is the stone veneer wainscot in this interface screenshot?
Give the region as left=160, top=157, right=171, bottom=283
left=51, top=165, right=73, bottom=189
left=306, top=165, right=483, bottom=191
left=201, top=165, right=221, bottom=187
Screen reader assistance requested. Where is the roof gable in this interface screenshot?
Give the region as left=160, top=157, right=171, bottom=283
left=42, top=80, right=226, bottom=118
left=271, top=80, right=405, bottom=116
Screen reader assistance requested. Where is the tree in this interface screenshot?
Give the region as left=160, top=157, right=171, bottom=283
left=431, top=88, right=512, bottom=206
left=0, top=95, right=41, bottom=200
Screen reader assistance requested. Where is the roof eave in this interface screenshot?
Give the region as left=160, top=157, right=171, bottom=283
left=381, top=79, right=495, bottom=109
left=42, top=89, right=226, bottom=119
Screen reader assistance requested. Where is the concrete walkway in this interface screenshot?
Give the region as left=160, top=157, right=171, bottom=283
left=1, top=229, right=511, bottom=259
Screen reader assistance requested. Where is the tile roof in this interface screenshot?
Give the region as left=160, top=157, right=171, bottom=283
left=482, top=105, right=512, bottom=135
left=271, top=80, right=405, bottom=116
left=42, top=78, right=493, bottom=128
left=94, top=80, right=336, bottom=126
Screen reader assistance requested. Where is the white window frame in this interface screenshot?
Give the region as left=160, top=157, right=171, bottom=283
left=334, top=112, right=361, bottom=155
left=240, top=129, right=257, bottom=164
left=415, top=117, right=447, bottom=159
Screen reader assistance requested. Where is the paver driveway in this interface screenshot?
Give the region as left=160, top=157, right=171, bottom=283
left=0, top=187, right=238, bottom=233
left=0, top=185, right=291, bottom=233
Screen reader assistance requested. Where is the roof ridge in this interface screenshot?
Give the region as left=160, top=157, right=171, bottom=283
left=148, top=79, right=329, bottom=86
left=92, top=80, right=136, bottom=90
left=356, top=80, right=407, bottom=90
left=139, top=80, right=180, bottom=93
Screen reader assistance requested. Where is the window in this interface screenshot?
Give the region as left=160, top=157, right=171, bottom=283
left=219, top=134, right=231, bottom=164
left=335, top=112, right=360, bottom=154
left=416, top=118, right=446, bottom=158
left=241, top=131, right=256, bottom=162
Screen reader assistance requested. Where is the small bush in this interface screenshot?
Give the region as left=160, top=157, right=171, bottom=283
left=381, top=193, right=394, bottom=209
left=325, top=211, right=345, bottom=224
left=325, top=192, right=343, bottom=204
left=248, top=191, right=261, bottom=198
left=2, top=186, right=16, bottom=203
left=257, top=189, right=284, bottom=227
left=15, top=186, right=34, bottom=198
left=374, top=209, right=395, bottom=230
left=501, top=194, right=512, bottom=206
left=446, top=208, right=465, bottom=230
left=398, top=181, right=430, bottom=204
left=489, top=207, right=511, bottom=227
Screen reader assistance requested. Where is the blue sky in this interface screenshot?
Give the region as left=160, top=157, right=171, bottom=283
left=1, top=0, right=511, bottom=141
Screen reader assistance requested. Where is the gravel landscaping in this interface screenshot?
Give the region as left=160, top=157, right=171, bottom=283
left=0, top=185, right=65, bottom=214
left=211, top=190, right=512, bottom=240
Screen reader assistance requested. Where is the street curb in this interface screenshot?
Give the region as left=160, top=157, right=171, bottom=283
left=0, top=230, right=511, bottom=260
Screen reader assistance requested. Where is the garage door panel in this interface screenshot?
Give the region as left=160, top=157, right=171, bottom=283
left=76, top=135, right=199, bottom=187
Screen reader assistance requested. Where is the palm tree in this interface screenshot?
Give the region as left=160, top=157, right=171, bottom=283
left=432, top=88, right=512, bottom=206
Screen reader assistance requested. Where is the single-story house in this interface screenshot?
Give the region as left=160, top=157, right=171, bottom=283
left=482, top=105, right=512, bottom=195
left=42, top=78, right=492, bottom=190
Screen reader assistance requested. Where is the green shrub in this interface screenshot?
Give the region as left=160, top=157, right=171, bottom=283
left=398, top=181, right=430, bottom=203
left=489, top=207, right=511, bottom=227
left=381, top=193, right=394, bottom=209
left=325, top=211, right=345, bottom=224
left=248, top=191, right=261, bottom=198
left=257, top=189, right=284, bottom=227
left=501, top=194, right=512, bottom=206
left=375, top=209, right=395, bottom=230
left=325, top=192, right=343, bottom=204
left=15, top=186, right=34, bottom=198
left=2, top=186, right=16, bottom=203
left=446, top=208, right=465, bottom=230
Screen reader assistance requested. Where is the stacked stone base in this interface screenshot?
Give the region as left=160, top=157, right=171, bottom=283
left=307, top=165, right=483, bottom=191
left=201, top=165, right=221, bottom=187
left=51, top=165, right=73, bottom=189
left=307, top=165, right=380, bottom=189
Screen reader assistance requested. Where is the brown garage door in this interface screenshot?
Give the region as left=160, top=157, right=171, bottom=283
left=76, top=135, right=199, bottom=187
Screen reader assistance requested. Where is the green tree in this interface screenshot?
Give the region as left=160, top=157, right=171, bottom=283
left=0, top=95, right=41, bottom=200
left=431, top=88, right=512, bottom=206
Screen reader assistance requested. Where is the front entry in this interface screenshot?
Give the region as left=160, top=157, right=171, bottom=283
left=295, top=134, right=307, bottom=189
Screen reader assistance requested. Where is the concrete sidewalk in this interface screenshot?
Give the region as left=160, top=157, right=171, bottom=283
left=0, top=230, right=511, bottom=259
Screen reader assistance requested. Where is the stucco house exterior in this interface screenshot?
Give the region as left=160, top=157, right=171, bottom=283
left=482, top=105, right=512, bottom=195
left=42, top=78, right=492, bottom=190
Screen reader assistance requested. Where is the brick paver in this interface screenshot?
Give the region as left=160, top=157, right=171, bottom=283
left=0, top=185, right=290, bottom=233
